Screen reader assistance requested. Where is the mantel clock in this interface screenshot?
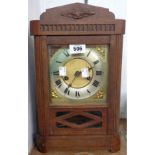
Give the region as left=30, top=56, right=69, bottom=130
left=30, top=3, right=125, bottom=153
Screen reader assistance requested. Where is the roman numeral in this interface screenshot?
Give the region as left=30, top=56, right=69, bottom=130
left=63, top=50, right=70, bottom=57
left=56, top=60, right=62, bottom=63
left=96, top=71, right=102, bottom=75
left=53, top=71, right=59, bottom=75
left=87, top=89, right=91, bottom=94
left=75, top=91, right=80, bottom=97
left=64, top=88, right=70, bottom=95
left=55, top=79, right=62, bottom=88
left=93, top=60, right=99, bottom=65
left=87, top=51, right=91, bottom=57
left=92, top=80, right=99, bottom=87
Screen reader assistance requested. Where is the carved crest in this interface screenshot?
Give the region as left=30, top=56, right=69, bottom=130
left=61, top=8, right=95, bottom=19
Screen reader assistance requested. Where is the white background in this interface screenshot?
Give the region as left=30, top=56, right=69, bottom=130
left=0, top=0, right=155, bottom=155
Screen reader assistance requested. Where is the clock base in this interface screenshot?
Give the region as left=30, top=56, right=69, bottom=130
left=35, top=135, right=47, bottom=153
left=35, top=134, right=120, bottom=153
left=109, top=134, right=121, bottom=153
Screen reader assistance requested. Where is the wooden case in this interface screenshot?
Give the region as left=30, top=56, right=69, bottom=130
left=30, top=3, right=125, bottom=153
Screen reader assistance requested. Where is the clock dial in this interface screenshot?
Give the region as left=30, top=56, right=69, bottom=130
left=49, top=45, right=108, bottom=105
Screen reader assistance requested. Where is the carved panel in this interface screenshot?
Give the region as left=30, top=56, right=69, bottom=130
left=40, top=24, right=115, bottom=32
left=61, top=8, right=95, bottom=19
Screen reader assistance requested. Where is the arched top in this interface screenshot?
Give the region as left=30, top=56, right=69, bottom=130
left=30, top=3, right=125, bottom=35
left=40, top=3, right=115, bottom=24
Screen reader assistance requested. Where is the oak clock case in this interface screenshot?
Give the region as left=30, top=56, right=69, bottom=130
left=49, top=45, right=108, bottom=105
left=30, top=3, right=125, bottom=153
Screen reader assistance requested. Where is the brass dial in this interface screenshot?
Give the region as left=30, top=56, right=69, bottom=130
left=64, top=58, right=93, bottom=88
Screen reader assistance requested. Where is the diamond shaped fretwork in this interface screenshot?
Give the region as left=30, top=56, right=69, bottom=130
left=65, top=115, right=92, bottom=125
left=56, top=111, right=102, bottom=129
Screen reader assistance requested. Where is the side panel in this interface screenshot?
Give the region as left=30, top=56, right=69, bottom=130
left=107, top=35, right=123, bottom=134
left=34, top=36, right=49, bottom=136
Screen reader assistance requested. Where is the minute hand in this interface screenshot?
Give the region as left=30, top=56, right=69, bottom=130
left=68, top=71, right=81, bottom=88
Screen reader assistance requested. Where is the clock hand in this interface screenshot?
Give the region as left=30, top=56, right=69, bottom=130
left=68, top=71, right=81, bottom=88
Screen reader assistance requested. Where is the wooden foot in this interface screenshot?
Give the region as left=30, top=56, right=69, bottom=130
left=109, top=135, right=120, bottom=153
left=35, top=134, right=47, bottom=153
